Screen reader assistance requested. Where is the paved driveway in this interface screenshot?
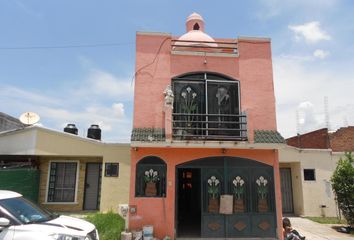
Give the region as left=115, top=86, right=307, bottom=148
left=289, top=217, right=353, bottom=240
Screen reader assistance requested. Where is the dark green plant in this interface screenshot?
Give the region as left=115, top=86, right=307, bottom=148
left=331, top=152, right=354, bottom=226
left=85, top=211, right=125, bottom=240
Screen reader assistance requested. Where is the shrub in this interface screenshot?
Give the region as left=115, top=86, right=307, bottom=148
left=331, top=152, right=354, bottom=226
left=85, top=211, right=125, bottom=240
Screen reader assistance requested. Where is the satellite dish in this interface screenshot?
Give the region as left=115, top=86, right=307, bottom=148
left=19, top=112, right=40, bottom=125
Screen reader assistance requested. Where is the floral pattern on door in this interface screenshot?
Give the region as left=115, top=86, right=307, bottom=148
left=256, top=176, right=269, bottom=212
left=207, top=175, right=221, bottom=213
left=232, top=176, right=245, bottom=213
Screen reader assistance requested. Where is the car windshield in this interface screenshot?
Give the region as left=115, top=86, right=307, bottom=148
left=0, top=197, right=58, bottom=224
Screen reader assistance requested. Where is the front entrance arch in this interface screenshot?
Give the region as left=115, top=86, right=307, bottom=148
left=176, top=156, right=277, bottom=238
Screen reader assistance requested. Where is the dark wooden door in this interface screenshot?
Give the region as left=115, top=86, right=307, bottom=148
left=280, top=168, right=294, bottom=213
left=84, top=163, right=102, bottom=210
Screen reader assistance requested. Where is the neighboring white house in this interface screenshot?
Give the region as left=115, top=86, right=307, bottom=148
left=0, top=117, right=130, bottom=214
left=279, top=127, right=353, bottom=217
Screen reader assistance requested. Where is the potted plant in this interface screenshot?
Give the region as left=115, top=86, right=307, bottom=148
left=207, top=176, right=220, bottom=213
left=144, top=169, right=159, bottom=196
left=232, top=176, right=245, bottom=212
left=256, top=176, right=268, bottom=212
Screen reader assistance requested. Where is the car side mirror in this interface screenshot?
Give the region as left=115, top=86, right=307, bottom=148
left=0, top=217, right=10, bottom=228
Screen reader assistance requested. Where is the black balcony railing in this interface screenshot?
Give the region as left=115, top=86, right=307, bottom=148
left=172, top=112, right=247, bottom=141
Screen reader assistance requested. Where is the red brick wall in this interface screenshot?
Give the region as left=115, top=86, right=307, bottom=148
left=286, top=128, right=329, bottom=149
left=286, top=126, right=354, bottom=152
left=329, top=126, right=354, bottom=152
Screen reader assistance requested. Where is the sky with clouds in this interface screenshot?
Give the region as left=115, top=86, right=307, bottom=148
left=0, top=0, right=353, bottom=142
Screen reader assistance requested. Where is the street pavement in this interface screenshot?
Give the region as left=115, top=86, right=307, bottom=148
left=289, top=217, right=353, bottom=240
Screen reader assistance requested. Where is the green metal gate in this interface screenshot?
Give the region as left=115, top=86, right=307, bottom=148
left=177, top=156, right=277, bottom=238
left=0, top=169, right=40, bottom=203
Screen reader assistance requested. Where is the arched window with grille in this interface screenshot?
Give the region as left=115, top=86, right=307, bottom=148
left=135, top=156, right=167, bottom=197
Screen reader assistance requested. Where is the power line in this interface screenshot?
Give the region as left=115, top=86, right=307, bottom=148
left=0, top=42, right=134, bottom=50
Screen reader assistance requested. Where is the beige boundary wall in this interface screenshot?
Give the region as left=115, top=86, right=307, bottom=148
left=279, top=146, right=344, bottom=217
left=0, top=126, right=131, bottom=213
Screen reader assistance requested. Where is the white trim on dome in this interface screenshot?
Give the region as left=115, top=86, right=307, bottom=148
left=186, top=12, right=204, bottom=22
left=177, top=30, right=217, bottom=47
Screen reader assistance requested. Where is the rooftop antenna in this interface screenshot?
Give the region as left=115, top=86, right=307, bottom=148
left=19, top=112, right=40, bottom=125
left=296, top=109, right=300, bottom=134
left=295, top=109, right=302, bottom=147
left=343, top=116, right=348, bottom=127
left=324, top=96, right=331, bottom=131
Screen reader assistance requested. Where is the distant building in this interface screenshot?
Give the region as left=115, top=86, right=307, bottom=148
left=286, top=127, right=354, bottom=152
left=0, top=112, right=26, bottom=132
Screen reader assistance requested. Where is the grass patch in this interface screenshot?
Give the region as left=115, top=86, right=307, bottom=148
left=85, top=211, right=125, bottom=240
left=306, top=216, right=347, bottom=224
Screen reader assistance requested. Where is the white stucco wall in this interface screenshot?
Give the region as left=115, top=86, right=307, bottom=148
left=0, top=129, right=37, bottom=154
left=279, top=146, right=346, bottom=217
left=299, top=150, right=340, bottom=217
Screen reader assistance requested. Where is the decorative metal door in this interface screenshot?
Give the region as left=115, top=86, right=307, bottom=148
left=201, top=157, right=277, bottom=238
left=84, top=163, right=102, bottom=210
left=280, top=168, right=294, bottom=213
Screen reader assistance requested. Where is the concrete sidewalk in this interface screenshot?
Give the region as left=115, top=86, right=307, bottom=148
left=289, top=217, right=353, bottom=240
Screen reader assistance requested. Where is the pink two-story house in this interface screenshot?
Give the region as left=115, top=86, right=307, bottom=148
left=129, top=13, right=284, bottom=239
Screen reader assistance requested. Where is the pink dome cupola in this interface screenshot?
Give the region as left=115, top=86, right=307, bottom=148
left=186, top=12, right=205, bottom=32
left=177, top=12, right=217, bottom=47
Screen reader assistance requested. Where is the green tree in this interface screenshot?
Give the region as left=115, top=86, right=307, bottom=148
left=331, top=152, right=354, bottom=226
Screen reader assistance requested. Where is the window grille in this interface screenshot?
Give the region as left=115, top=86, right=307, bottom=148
left=48, top=162, right=77, bottom=202
left=135, top=156, right=166, bottom=197
left=105, top=163, right=119, bottom=177
left=172, top=73, right=245, bottom=140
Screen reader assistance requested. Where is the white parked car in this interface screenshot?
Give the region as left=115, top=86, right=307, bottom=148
left=0, top=190, right=99, bottom=240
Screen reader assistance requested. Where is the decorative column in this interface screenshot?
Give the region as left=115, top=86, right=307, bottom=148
left=163, top=85, right=174, bottom=142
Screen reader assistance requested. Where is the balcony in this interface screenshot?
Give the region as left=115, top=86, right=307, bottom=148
left=172, top=112, right=247, bottom=141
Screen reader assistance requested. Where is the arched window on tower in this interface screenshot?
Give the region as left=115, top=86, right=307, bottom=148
left=135, top=156, right=167, bottom=197
left=172, top=72, right=246, bottom=140
left=193, top=23, right=200, bottom=30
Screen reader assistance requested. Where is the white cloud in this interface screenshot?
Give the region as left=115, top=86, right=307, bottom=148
left=296, top=101, right=322, bottom=133
left=0, top=79, right=131, bottom=142
left=273, top=55, right=354, bottom=138
left=256, top=0, right=338, bottom=19
left=0, top=85, right=60, bottom=106
left=112, top=103, right=125, bottom=118
left=77, top=55, right=94, bottom=68
left=289, top=21, right=331, bottom=43
left=14, top=0, right=42, bottom=18
left=32, top=103, right=130, bottom=140
left=83, top=69, right=134, bottom=99
left=313, top=49, right=330, bottom=59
